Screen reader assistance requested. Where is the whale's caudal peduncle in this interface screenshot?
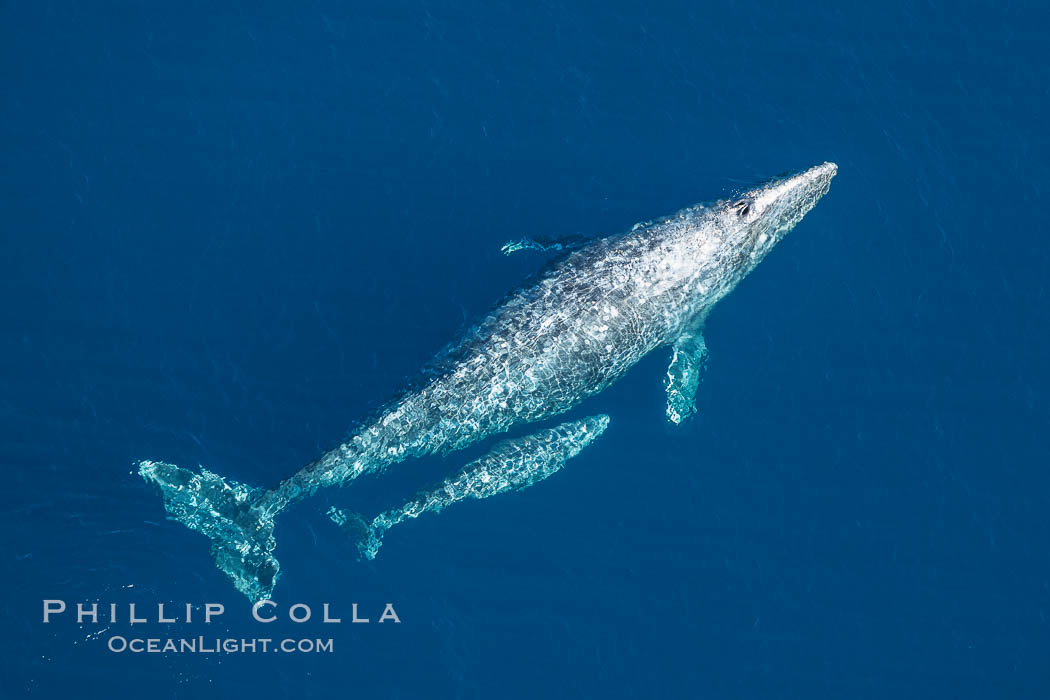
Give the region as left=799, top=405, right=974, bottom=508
left=139, top=162, right=838, bottom=601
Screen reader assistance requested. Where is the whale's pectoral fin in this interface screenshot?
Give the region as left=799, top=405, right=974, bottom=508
left=500, top=234, right=591, bottom=255
left=329, top=414, right=610, bottom=560
left=665, top=331, right=708, bottom=425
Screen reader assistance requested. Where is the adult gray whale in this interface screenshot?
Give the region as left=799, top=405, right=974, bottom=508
left=140, top=162, right=838, bottom=601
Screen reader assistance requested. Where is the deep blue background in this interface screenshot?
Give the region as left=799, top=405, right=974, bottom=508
left=2, top=1, right=1048, bottom=698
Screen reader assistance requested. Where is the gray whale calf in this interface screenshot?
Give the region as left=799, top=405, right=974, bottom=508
left=140, top=162, right=837, bottom=600
left=328, top=414, right=610, bottom=561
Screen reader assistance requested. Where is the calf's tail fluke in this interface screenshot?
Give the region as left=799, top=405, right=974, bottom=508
left=138, top=460, right=279, bottom=602
left=328, top=506, right=386, bottom=560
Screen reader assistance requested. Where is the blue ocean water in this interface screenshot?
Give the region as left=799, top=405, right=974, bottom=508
left=2, top=1, right=1048, bottom=697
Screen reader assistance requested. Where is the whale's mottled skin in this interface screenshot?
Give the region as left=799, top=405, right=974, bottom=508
left=139, top=162, right=837, bottom=601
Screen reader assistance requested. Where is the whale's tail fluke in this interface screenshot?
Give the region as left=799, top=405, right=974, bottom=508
left=138, top=460, right=279, bottom=601
left=327, top=507, right=386, bottom=560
